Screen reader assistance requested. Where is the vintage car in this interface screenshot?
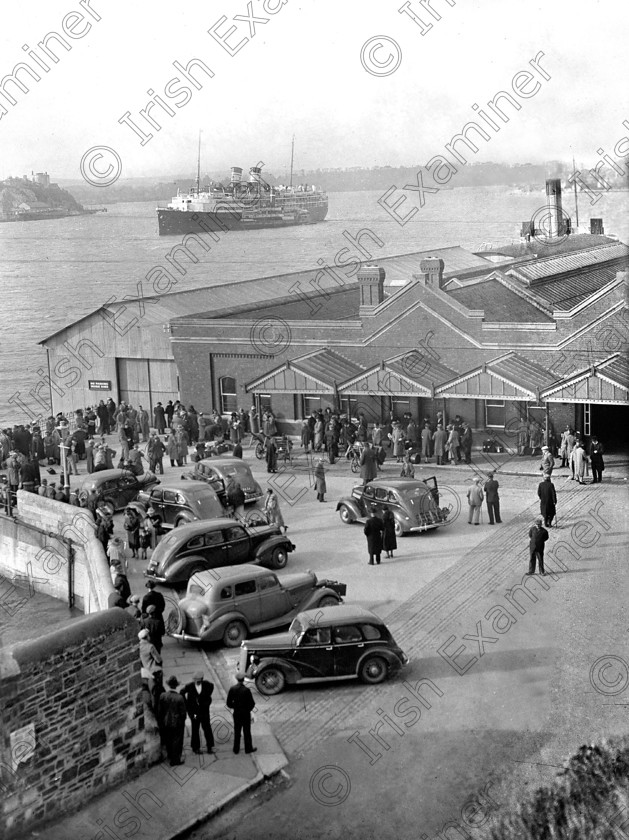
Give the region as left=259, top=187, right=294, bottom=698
left=167, top=564, right=346, bottom=647
left=241, top=605, right=408, bottom=695
left=336, top=478, right=449, bottom=536
left=76, top=469, right=159, bottom=515
left=136, top=479, right=224, bottom=529
left=144, top=518, right=295, bottom=585
left=185, top=458, right=263, bottom=507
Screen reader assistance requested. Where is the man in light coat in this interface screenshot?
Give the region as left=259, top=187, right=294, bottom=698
left=466, top=477, right=484, bottom=525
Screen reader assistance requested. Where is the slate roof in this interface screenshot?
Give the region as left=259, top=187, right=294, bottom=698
left=448, top=279, right=553, bottom=323
left=476, top=234, right=617, bottom=260
left=527, top=265, right=625, bottom=310
left=291, top=349, right=364, bottom=384
left=488, top=352, right=558, bottom=390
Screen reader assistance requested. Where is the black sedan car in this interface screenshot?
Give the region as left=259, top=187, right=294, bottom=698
left=144, top=518, right=295, bottom=585
left=76, top=469, right=159, bottom=515
left=241, top=605, right=408, bottom=695
left=336, top=478, right=449, bottom=536
left=186, top=458, right=263, bottom=507
left=136, top=479, right=223, bottom=529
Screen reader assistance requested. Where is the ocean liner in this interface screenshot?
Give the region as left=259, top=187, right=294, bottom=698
left=157, top=162, right=328, bottom=235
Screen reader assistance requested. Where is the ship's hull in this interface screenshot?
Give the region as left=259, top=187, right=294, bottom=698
left=157, top=197, right=328, bottom=235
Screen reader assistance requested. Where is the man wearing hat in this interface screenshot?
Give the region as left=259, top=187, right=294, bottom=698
left=527, top=518, right=549, bottom=576
left=138, top=629, right=163, bottom=710
left=226, top=673, right=256, bottom=754
left=537, top=473, right=557, bottom=527
left=158, top=676, right=187, bottom=766
left=38, top=478, right=48, bottom=497
left=466, top=477, right=484, bottom=525
left=181, top=671, right=215, bottom=754
left=141, top=604, right=165, bottom=652
left=126, top=594, right=142, bottom=619
left=483, top=471, right=501, bottom=525
left=540, top=444, right=555, bottom=476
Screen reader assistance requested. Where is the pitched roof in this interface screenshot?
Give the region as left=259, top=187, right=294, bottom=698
left=435, top=352, right=558, bottom=399
left=525, top=264, right=625, bottom=310
left=507, top=242, right=629, bottom=284
left=245, top=348, right=363, bottom=393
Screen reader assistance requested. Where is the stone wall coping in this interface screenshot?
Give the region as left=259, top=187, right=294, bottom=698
left=6, top=608, right=137, bottom=670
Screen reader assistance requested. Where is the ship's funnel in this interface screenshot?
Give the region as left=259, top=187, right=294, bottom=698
left=248, top=166, right=262, bottom=183
left=545, top=178, right=564, bottom=239
left=230, top=167, right=243, bottom=184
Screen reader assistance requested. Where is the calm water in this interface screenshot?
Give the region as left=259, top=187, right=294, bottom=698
left=1, top=186, right=627, bottom=426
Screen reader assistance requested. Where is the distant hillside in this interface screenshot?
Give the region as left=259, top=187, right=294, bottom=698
left=0, top=177, right=85, bottom=219
left=59, top=160, right=629, bottom=205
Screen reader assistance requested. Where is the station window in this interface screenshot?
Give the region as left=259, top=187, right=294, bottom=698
left=219, top=376, right=238, bottom=414
left=258, top=393, right=273, bottom=413
left=485, top=400, right=506, bottom=428
left=391, top=398, right=411, bottom=421
left=303, top=395, right=322, bottom=416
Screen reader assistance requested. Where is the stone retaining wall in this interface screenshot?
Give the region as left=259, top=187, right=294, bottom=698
left=0, top=609, right=161, bottom=838
left=0, top=491, right=114, bottom=612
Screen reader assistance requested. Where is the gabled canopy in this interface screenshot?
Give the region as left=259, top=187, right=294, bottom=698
left=245, top=348, right=363, bottom=393
left=540, top=354, right=629, bottom=404
left=338, top=353, right=457, bottom=397
left=434, top=352, right=557, bottom=401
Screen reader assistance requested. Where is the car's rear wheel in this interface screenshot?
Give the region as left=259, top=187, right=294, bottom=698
left=318, top=595, right=340, bottom=608
left=394, top=519, right=404, bottom=538
left=101, top=498, right=115, bottom=517
left=270, top=547, right=288, bottom=569
left=175, top=516, right=191, bottom=528
left=359, top=656, right=388, bottom=684
left=223, top=620, right=247, bottom=648
left=338, top=504, right=354, bottom=525
left=256, top=666, right=286, bottom=696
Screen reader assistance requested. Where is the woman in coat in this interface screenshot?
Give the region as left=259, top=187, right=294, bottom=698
left=446, top=425, right=460, bottom=465
left=314, top=417, right=324, bottom=451
left=382, top=509, right=397, bottom=559
left=359, top=442, right=378, bottom=485
left=300, top=419, right=311, bottom=451
left=166, top=431, right=178, bottom=467
left=176, top=428, right=189, bottom=466
left=264, top=488, right=286, bottom=531
left=389, top=422, right=405, bottom=463
left=314, top=458, right=326, bottom=502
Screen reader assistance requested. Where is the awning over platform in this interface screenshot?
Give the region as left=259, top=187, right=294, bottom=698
left=245, top=348, right=363, bottom=393
left=434, top=352, right=558, bottom=401
left=338, top=353, right=458, bottom=397
left=540, top=353, right=629, bottom=404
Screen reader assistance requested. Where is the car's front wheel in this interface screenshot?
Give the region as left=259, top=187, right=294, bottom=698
left=165, top=607, right=184, bottom=636
left=256, top=666, right=286, bottom=696
left=338, top=504, right=354, bottom=525
left=175, top=516, right=191, bottom=528
left=223, top=620, right=247, bottom=648
left=359, top=656, right=388, bottom=684
left=394, top=519, right=405, bottom=538
left=318, top=595, right=340, bottom=608
left=270, top=547, right=288, bottom=570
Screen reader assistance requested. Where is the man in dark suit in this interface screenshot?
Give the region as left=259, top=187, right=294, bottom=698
left=364, top=513, right=384, bottom=566
left=527, top=518, right=549, bottom=576
left=142, top=580, right=166, bottom=618
left=537, top=474, right=557, bottom=527
left=158, top=676, right=187, bottom=765
left=226, top=673, right=256, bottom=754
left=180, top=671, right=214, bottom=755
left=483, top=471, right=502, bottom=524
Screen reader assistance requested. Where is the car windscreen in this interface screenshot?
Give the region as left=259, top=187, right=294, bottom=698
left=396, top=487, right=435, bottom=512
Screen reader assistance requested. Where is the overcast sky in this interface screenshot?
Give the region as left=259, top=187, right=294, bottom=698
left=1, top=0, right=627, bottom=180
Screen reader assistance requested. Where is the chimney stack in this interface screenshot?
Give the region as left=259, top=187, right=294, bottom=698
left=357, top=264, right=385, bottom=311
left=545, top=178, right=564, bottom=239
left=419, top=257, right=445, bottom=289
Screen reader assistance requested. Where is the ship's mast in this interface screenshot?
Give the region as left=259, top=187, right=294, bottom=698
left=572, top=155, right=579, bottom=229
left=196, top=130, right=202, bottom=195
left=289, top=135, right=295, bottom=188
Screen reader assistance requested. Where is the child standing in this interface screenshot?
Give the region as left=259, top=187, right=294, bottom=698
left=138, top=523, right=151, bottom=560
